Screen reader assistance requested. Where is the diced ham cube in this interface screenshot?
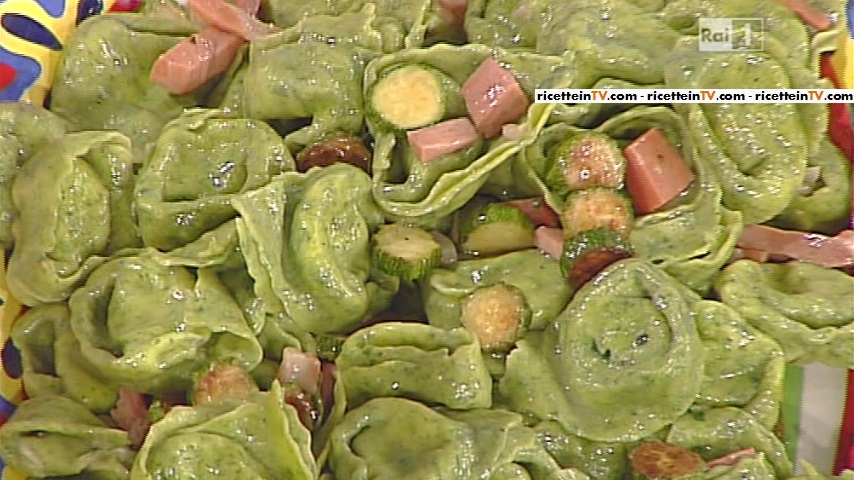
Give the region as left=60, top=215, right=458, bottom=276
left=150, top=0, right=267, bottom=95
left=150, top=27, right=244, bottom=95
left=188, top=0, right=277, bottom=41
left=462, top=58, right=530, bottom=138
left=110, top=388, right=151, bottom=448
left=407, top=117, right=480, bottom=163
left=534, top=226, right=564, bottom=259
left=278, top=348, right=321, bottom=395
left=623, top=128, right=695, bottom=215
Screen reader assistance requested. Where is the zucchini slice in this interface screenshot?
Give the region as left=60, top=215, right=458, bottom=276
left=373, top=224, right=442, bottom=281
left=368, top=64, right=464, bottom=131
left=562, top=188, right=634, bottom=239
left=546, top=132, right=627, bottom=199
left=461, top=203, right=536, bottom=257
left=560, top=228, right=633, bottom=289
left=460, top=283, right=531, bottom=353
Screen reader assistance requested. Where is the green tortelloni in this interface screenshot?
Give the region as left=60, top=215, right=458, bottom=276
left=666, top=407, right=792, bottom=478
left=336, top=322, right=493, bottom=409
left=629, top=162, right=743, bottom=295
left=10, top=305, right=68, bottom=398
left=424, top=249, right=571, bottom=332
left=693, top=301, right=784, bottom=430
left=135, top=109, right=292, bottom=254
left=533, top=421, right=630, bottom=480
left=507, top=107, right=685, bottom=210
left=508, top=105, right=742, bottom=295
left=68, top=255, right=263, bottom=395
left=328, top=397, right=590, bottom=480
left=365, top=44, right=569, bottom=226
left=716, top=260, right=854, bottom=369
left=658, top=0, right=810, bottom=62
left=242, top=34, right=372, bottom=151
left=499, top=259, right=704, bottom=442
left=232, top=164, right=398, bottom=334
left=464, top=0, right=556, bottom=49
left=772, top=138, right=852, bottom=234
left=11, top=304, right=120, bottom=412
left=0, top=395, right=134, bottom=479
left=0, top=102, right=67, bottom=249
left=131, top=383, right=317, bottom=480
left=262, top=0, right=432, bottom=50
left=630, top=183, right=743, bottom=296
left=217, top=266, right=316, bottom=388
left=50, top=13, right=203, bottom=161
left=534, top=0, right=680, bottom=86
left=664, top=37, right=828, bottom=224
left=7, top=131, right=139, bottom=306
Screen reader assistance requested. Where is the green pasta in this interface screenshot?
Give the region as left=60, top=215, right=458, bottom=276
left=0, top=0, right=851, bottom=478
left=0, top=103, right=67, bottom=249
left=499, top=259, right=704, bottom=442
left=336, top=322, right=493, bottom=409
left=49, top=13, right=203, bottom=161
left=231, top=164, right=399, bottom=334
left=716, top=260, right=854, bottom=369
left=135, top=109, right=292, bottom=252
left=7, top=131, right=139, bottom=306
left=131, top=382, right=317, bottom=479
left=0, top=395, right=134, bottom=479
left=68, top=255, right=263, bottom=394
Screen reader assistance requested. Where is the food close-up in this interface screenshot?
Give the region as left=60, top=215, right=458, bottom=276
left=0, top=0, right=852, bottom=478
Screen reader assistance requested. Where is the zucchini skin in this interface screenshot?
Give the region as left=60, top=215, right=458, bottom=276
left=560, top=228, right=634, bottom=290
left=546, top=132, right=627, bottom=200
left=373, top=224, right=442, bottom=281
left=460, top=203, right=536, bottom=257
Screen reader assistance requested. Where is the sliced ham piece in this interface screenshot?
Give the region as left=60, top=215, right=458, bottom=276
left=407, top=117, right=480, bottom=163
left=150, top=27, right=244, bottom=95
left=738, top=224, right=854, bottom=268
left=462, top=58, right=530, bottom=138
left=110, top=388, right=151, bottom=448
left=319, top=361, right=336, bottom=420
left=501, top=197, right=560, bottom=228
left=738, top=247, right=770, bottom=263
left=283, top=385, right=319, bottom=429
left=623, top=128, right=695, bottom=215
left=706, top=448, right=757, bottom=469
left=277, top=347, right=321, bottom=395
left=150, top=0, right=267, bottom=95
left=193, top=364, right=258, bottom=405
left=188, top=0, right=277, bottom=41
left=534, top=226, right=564, bottom=259
left=777, top=0, right=833, bottom=31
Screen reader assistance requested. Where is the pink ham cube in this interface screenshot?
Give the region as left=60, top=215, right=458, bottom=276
left=407, top=118, right=480, bottom=163
left=462, top=58, right=530, bottom=138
